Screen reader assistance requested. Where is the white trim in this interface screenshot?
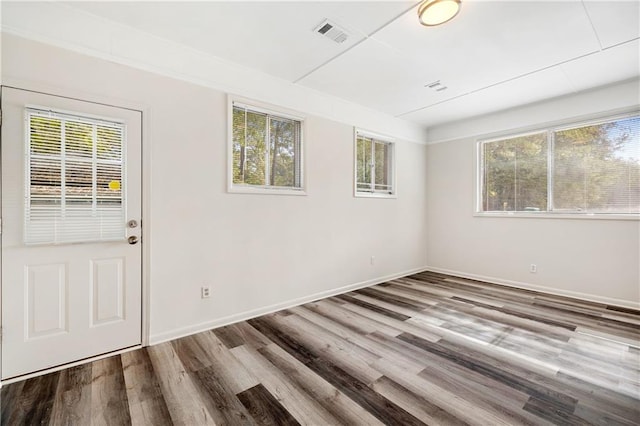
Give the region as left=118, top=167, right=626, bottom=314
left=355, top=192, right=398, bottom=200
left=141, top=107, right=152, bottom=347
left=1, top=344, right=142, bottom=385
left=228, top=186, right=307, bottom=196
left=473, top=212, right=639, bottom=221
left=231, top=100, right=305, bottom=122
left=149, top=266, right=430, bottom=345
left=424, top=266, right=640, bottom=311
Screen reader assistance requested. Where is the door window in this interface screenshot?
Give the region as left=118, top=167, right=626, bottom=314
left=26, top=108, right=126, bottom=244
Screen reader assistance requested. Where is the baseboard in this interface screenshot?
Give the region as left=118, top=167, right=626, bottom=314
left=424, top=266, right=640, bottom=310
left=149, top=266, right=430, bottom=345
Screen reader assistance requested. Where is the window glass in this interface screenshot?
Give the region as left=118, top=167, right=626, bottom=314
left=356, top=132, right=395, bottom=196
left=482, top=132, right=547, bottom=212
left=479, top=114, right=639, bottom=215
left=232, top=104, right=302, bottom=190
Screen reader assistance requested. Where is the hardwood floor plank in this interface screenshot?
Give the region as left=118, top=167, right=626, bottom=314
left=90, top=356, right=132, bottom=426
left=372, top=356, right=516, bottom=425
left=212, top=324, right=247, bottom=349
left=49, top=364, right=92, bottom=425
left=230, top=344, right=341, bottom=425
left=0, top=380, right=25, bottom=426
left=291, top=305, right=425, bottom=374
left=350, top=293, right=420, bottom=318
left=304, top=357, right=426, bottom=426
left=573, top=401, right=640, bottom=426
left=338, top=298, right=442, bottom=342
left=246, top=317, right=319, bottom=365
left=198, top=331, right=261, bottom=394
left=355, top=287, right=432, bottom=311
left=302, top=299, right=401, bottom=336
left=398, top=332, right=579, bottom=412
left=1, top=372, right=60, bottom=426
left=276, top=313, right=384, bottom=384
left=523, top=396, right=587, bottom=425
left=334, top=294, right=411, bottom=321
left=370, top=376, right=469, bottom=426
left=191, top=365, right=256, bottom=426
left=171, top=334, right=214, bottom=373
left=256, top=343, right=384, bottom=426
left=236, top=384, right=300, bottom=426
left=121, top=349, right=172, bottom=426
left=146, top=343, right=216, bottom=425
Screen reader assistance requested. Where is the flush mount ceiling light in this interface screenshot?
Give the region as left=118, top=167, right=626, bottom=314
left=418, top=0, right=461, bottom=26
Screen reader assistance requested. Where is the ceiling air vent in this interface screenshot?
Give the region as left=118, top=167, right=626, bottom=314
left=314, top=19, right=349, bottom=44
left=425, top=80, right=448, bottom=92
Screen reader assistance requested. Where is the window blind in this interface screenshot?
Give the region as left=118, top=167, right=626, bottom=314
left=480, top=114, right=640, bottom=215
left=26, top=108, right=126, bottom=244
left=552, top=116, right=640, bottom=213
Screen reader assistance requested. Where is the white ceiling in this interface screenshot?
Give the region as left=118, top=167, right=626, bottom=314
left=49, top=1, right=640, bottom=128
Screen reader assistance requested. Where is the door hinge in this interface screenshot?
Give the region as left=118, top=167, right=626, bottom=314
left=0, top=108, right=3, bottom=127
left=0, top=218, right=2, bottom=235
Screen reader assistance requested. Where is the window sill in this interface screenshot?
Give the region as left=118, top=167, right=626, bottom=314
left=474, top=212, right=640, bottom=221
left=228, top=185, right=307, bottom=196
left=355, top=192, right=397, bottom=199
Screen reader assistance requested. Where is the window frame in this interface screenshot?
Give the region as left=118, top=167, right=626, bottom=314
left=354, top=128, right=397, bottom=199
left=476, top=110, right=640, bottom=220
left=227, top=96, right=306, bottom=196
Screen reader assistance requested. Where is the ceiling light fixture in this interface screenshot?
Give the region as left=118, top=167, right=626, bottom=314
left=418, top=0, right=461, bottom=27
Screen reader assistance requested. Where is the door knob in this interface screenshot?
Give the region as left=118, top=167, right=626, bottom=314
left=128, top=219, right=138, bottom=228
left=128, top=236, right=139, bottom=245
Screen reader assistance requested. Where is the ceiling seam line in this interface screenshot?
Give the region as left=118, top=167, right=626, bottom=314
left=396, top=49, right=606, bottom=117
left=580, top=0, right=604, bottom=51
left=293, top=1, right=421, bottom=84
left=601, top=36, right=640, bottom=51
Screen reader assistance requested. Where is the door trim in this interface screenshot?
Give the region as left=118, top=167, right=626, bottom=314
left=0, top=83, right=152, bottom=385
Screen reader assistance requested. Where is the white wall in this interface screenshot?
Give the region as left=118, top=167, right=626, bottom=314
left=425, top=80, right=640, bottom=308
left=1, top=34, right=429, bottom=343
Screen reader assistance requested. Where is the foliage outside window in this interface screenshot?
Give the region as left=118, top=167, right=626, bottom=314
left=356, top=132, right=395, bottom=196
left=26, top=108, right=125, bottom=244
left=231, top=103, right=303, bottom=191
left=480, top=114, right=640, bottom=215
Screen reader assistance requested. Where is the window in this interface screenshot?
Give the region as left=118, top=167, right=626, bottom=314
left=26, top=108, right=126, bottom=244
left=355, top=131, right=395, bottom=197
left=231, top=101, right=303, bottom=193
left=479, top=114, right=640, bottom=216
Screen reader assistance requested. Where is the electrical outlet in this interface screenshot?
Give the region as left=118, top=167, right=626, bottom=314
left=370, top=256, right=375, bottom=266
left=530, top=264, right=537, bottom=273
left=201, top=286, right=211, bottom=298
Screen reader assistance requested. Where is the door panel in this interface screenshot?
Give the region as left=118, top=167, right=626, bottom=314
left=1, top=87, right=142, bottom=379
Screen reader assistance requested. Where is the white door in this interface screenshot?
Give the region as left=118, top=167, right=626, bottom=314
left=1, top=87, right=142, bottom=380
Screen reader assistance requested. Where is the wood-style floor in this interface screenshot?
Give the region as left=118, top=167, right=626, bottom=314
left=2, top=271, right=639, bottom=425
